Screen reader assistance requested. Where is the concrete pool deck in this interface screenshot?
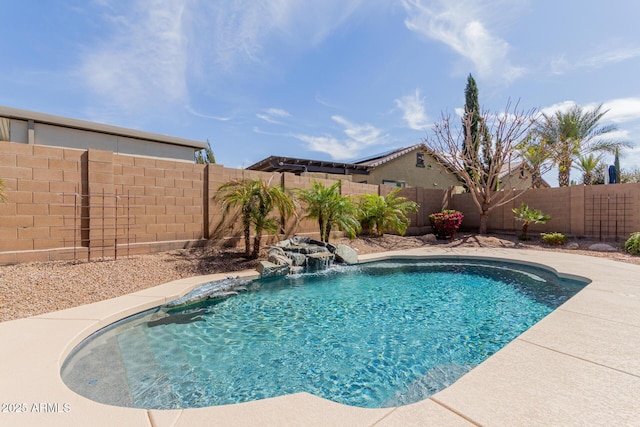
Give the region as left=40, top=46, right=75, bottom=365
left=1, top=247, right=639, bottom=426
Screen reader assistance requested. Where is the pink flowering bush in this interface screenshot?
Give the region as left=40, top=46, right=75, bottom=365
left=428, top=210, right=464, bottom=239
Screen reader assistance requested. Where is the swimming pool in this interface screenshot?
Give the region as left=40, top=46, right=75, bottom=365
left=61, top=258, right=587, bottom=409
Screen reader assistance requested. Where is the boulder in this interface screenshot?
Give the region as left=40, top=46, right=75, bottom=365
left=268, top=253, right=293, bottom=267
left=566, top=242, right=580, bottom=250
left=420, top=233, right=437, bottom=243
left=306, top=252, right=335, bottom=272
left=260, top=237, right=358, bottom=276
left=286, top=252, right=307, bottom=266
left=588, top=243, right=617, bottom=252
left=257, top=260, right=290, bottom=278
left=268, top=246, right=286, bottom=257
left=163, top=276, right=250, bottom=309
left=333, top=244, right=358, bottom=265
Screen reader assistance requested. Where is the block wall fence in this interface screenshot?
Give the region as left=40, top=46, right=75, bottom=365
left=1, top=141, right=639, bottom=265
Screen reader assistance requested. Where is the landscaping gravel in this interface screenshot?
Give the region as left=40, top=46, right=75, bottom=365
left=1, top=233, right=637, bottom=322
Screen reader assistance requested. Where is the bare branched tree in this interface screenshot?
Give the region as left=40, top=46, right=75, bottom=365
left=426, top=100, right=538, bottom=234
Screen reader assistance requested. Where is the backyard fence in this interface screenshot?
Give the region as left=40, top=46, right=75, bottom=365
left=1, top=140, right=639, bottom=264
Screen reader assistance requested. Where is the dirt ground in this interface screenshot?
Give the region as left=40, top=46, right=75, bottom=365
left=0, top=232, right=637, bottom=322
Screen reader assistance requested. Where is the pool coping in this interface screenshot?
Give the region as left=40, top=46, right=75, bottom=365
left=1, top=247, right=639, bottom=426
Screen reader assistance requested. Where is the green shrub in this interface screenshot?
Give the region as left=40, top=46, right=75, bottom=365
left=540, top=232, right=567, bottom=246
left=624, top=232, right=640, bottom=256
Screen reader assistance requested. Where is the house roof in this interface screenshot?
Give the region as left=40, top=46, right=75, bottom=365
left=0, top=105, right=208, bottom=150
left=246, top=143, right=463, bottom=178
left=354, top=143, right=463, bottom=180
left=352, top=143, right=430, bottom=168
left=499, top=161, right=551, bottom=187
left=246, top=155, right=370, bottom=175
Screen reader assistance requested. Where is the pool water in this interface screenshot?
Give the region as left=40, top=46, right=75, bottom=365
left=61, top=258, right=586, bottom=409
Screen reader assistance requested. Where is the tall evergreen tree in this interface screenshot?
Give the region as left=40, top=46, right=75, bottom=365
left=462, top=74, right=481, bottom=178
left=462, top=74, right=493, bottom=187
left=614, top=147, right=621, bottom=183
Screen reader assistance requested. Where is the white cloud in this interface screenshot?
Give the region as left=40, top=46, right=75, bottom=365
left=78, top=0, right=188, bottom=111
left=294, top=134, right=357, bottom=160
left=582, top=47, right=640, bottom=68
left=541, top=98, right=640, bottom=126
left=77, top=1, right=368, bottom=112
left=198, top=0, right=366, bottom=71
left=331, top=116, right=384, bottom=144
left=257, top=108, right=292, bottom=124
left=395, top=89, right=430, bottom=130
left=185, top=105, right=231, bottom=121
left=601, top=98, right=640, bottom=124
left=294, top=116, right=386, bottom=160
left=265, top=108, right=291, bottom=118
left=549, top=46, right=640, bottom=75
left=539, top=100, right=578, bottom=117
left=401, top=0, right=524, bottom=83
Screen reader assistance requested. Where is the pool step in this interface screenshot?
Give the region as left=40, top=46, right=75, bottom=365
left=381, top=363, right=474, bottom=407
left=117, top=326, right=180, bottom=408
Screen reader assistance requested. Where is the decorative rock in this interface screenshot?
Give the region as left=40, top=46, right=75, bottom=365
left=421, top=233, right=437, bottom=243
left=286, top=252, right=307, bottom=266
left=306, top=252, right=335, bottom=272
left=275, top=239, right=291, bottom=248
left=163, top=276, right=251, bottom=309
left=334, top=244, right=358, bottom=265
left=566, top=242, right=580, bottom=250
left=268, top=253, right=293, bottom=267
left=257, top=260, right=290, bottom=278
left=268, top=247, right=286, bottom=257
left=588, top=243, right=618, bottom=252
left=263, top=236, right=358, bottom=275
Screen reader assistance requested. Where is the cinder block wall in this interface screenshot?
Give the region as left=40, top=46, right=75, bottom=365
left=0, top=141, right=84, bottom=263
left=2, top=139, right=640, bottom=265
left=112, top=153, right=205, bottom=247
left=451, top=184, right=640, bottom=238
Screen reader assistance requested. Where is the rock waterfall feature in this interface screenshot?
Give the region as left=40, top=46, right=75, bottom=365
left=258, top=236, right=358, bottom=278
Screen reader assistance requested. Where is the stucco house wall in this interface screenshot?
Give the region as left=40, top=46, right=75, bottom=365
left=359, top=149, right=461, bottom=189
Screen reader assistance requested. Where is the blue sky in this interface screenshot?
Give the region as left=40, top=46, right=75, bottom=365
left=2, top=1, right=640, bottom=186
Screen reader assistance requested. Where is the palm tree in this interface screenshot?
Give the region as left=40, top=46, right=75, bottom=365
left=535, top=104, right=623, bottom=187
left=214, top=177, right=295, bottom=258
left=358, top=189, right=419, bottom=236
left=512, top=203, right=550, bottom=240
left=517, top=134, right=552, bottom=188
left=249, top=180, right=295, bottom=258
left=575, top=154, right=603, bottom=185
left=296, top=181, right=360, bottom=243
